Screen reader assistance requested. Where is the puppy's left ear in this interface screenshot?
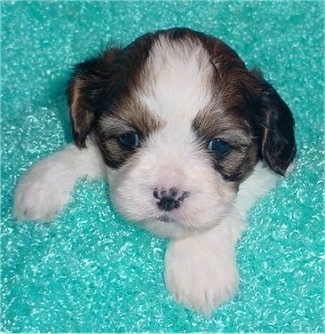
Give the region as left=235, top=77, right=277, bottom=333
left=68, top=48, right=120, bottom=148
left=252, top=70, right=296, bottom=176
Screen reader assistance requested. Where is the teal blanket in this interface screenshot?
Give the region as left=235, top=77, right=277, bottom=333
left=1, top=1, right=324, bottom=332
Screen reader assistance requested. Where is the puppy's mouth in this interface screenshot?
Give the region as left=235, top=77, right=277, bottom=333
left=157, top=214, right=175, bottom=223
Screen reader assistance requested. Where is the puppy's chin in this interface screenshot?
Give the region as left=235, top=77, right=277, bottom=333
left=140, top=219, right=202, bottom=239
left=135, top=212, right=232, bottom=239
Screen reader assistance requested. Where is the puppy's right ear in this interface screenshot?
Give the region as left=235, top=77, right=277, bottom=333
left=67, top=48, right=120, bottom=148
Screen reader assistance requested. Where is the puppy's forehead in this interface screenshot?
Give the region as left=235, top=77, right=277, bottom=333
left=136, top=35, right=216, bottom=123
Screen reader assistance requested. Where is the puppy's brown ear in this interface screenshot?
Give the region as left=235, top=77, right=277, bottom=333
left=67, top=48, right=120, bottom=148
left=252, top=70, right=296, bottom=175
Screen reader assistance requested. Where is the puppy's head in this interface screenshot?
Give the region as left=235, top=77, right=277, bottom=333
left=68, top=28, right=296, bottom=238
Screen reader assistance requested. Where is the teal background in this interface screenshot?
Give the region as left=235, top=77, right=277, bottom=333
left=1, top=1, right=324, bottom=332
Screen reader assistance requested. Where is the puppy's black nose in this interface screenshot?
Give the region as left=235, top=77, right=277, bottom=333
left=153, top=187, right=189, bottom=212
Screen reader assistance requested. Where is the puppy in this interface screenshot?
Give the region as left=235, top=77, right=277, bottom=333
left=14, top=28, right=296, bottom=315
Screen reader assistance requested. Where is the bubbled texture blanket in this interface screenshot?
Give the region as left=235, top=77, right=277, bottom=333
left=1, top=1, right=324, bottom=332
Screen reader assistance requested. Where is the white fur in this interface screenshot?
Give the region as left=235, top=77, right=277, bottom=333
left=13, top=34, right=282, bottom=315
left=107, top=128, right=236, bottom=239
left=103, top=36, right=236, bottom=239
left=165, top=164, right=279, bottom=315
left=14, top=140, right=279, bottom=315
left=14, top=141, right=104, bottom=221
left=137, top=35, right=216, bottom=124
left=165, top=222, right=240, bottom=315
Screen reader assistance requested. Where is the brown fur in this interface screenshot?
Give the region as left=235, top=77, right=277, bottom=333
left=95, top=98, right=163, bottom=168
left=67, top=28, right=296, bottom=179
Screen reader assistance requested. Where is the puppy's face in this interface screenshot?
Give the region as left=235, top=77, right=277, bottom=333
left=68, top=28, right=296, bottom=238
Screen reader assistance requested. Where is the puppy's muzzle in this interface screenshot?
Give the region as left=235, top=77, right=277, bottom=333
left=153, top=187, right=190, bottom=211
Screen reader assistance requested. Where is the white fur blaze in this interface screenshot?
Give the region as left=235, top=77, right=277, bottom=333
left=138, top=35, right=215, bottom=124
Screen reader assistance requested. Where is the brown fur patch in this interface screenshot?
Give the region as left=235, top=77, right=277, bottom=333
left=95, top=97, right=163, bottom=168
left=193, top=105, right=259, bottom=182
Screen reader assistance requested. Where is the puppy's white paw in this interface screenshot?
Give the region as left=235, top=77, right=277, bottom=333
left=14, top=159, right=74, bottom=221
left=14, top=142, right=105, bottom=222
left=165, top=232, right=239, bottom=315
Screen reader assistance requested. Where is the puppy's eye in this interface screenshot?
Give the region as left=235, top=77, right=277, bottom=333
left=207, top=138, right=231, bottom=156
left=118, top=132, right=140, bottom=149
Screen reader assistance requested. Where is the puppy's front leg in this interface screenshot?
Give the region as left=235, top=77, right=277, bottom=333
left=165, top=215, right=244, bottom=315
left=14, top=140, right=105, bottom=221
